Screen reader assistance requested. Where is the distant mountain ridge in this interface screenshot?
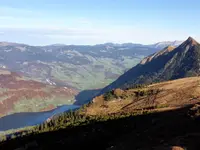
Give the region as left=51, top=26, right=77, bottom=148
left=101, top=37, right=200, bottom=91
left=0, top=40, right=182, bottom=47
left=151, top=40, right=183, bottom=49
left=0, top=39, right=185, bottom=106
left=0, top=40, right=162, bottom=113
left=0, top=41, right=163, bottom=90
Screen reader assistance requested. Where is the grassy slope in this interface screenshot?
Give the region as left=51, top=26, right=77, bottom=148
left=86, top=76, right=200, bottom=115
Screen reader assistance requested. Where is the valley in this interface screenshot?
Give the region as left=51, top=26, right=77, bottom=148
left=0, top=41, right=182, bottom=90
left=0, top=41, right=170, bottom=116
left=0, top=42, right=152, bottom=90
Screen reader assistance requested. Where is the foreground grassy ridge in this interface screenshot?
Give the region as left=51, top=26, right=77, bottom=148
left=86, top=77, right=200, bottom=115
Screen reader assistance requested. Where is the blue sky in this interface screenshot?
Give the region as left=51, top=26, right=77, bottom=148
left=0, top=0, right=200, bottom=45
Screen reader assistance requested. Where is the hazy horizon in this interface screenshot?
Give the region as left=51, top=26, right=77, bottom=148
left=0, top=0, right=200, bottom=45
left=0, top=39, right=185, bottom=46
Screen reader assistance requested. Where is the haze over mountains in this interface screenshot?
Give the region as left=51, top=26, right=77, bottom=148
left=0, top=40, right=183, bottom=107
left=0, top=42, right=152, bottom=90
left=0, top=40, right=182, bottom=90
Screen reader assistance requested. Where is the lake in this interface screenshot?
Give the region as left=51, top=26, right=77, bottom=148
left=0, top=105, right=80, bottom=131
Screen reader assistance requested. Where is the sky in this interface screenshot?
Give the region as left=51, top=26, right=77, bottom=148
left=0, top=0, right=200, bottom=45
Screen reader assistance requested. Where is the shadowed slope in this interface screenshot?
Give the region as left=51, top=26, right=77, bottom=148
left=1, top=104, right=200, bottom=150
left=101, top=37, right=200, bottom=92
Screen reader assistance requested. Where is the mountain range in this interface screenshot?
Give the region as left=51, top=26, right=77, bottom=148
left=0, top=40, right=182, bottom=113
left=0, top=41, right=181, bottom=91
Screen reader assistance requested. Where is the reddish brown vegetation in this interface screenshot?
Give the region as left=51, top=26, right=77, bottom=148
left=0, top=73, right=46, bottom=89
left=0, top=71, right=78, bottom=116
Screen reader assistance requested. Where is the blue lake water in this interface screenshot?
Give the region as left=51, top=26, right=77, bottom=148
left=0, top=105, right=80, bottom=131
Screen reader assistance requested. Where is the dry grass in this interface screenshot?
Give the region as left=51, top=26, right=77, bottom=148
left=85, top=77, right=200, bottom=116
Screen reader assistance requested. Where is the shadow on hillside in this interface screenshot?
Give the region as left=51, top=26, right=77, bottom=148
left=74, top=89, right=101, bottom=105
left=1, top=105, right=200, bottom=150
